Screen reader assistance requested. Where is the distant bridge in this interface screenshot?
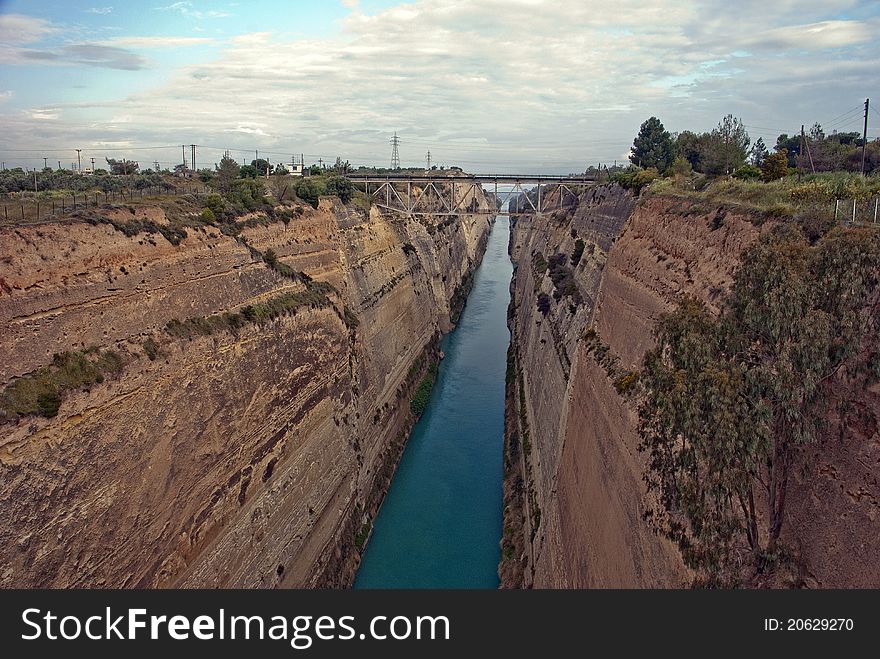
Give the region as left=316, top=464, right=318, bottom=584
left=346, top=174, right=597, bottom=217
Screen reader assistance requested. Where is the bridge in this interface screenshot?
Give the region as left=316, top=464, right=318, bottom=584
left=346, top=174, right=597, bottom=217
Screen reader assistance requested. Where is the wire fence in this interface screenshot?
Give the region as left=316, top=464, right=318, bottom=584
left=1, top=186, right=211, bottom=225
left=834, top=198, right=880, bottom=224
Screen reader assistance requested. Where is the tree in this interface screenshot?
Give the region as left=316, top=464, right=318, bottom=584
left=240, top=164, right=258, bottom=179
left=105, top=157, right=139, bottom=175
left=775, top=133, right=800, bottom=167
left=640, top=225, right=880, bottom=585
left=630, top=117, right=673, bottom=172
left=251, top=159, right=271, bottom=176
left=809, top=122, right=825, bottom=141
left=325, top=175, right=353, bottom=203
left=749, top=137, right=768, bottom=167
left=673, top=130, right=704, bottom=170
left=761, top=150, right=789, bottom=181
left=215, top=153, right=240, bottom=193
left=710, top=114, right=750, bottom=175
left=270, top=172, right=291, bottom=202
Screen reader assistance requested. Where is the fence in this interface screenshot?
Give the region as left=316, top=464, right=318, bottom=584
left=1, top=186, right=211, bottom=225
left=834, top=198, right=880, bottom=224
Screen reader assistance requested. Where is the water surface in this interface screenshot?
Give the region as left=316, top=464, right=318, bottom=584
left=354, top=214, right=512, bottom=588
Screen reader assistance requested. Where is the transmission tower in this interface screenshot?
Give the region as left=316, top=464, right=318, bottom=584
left=390, top=132, right=401, bottom=169
left=426, top=150, right=431, bottom=170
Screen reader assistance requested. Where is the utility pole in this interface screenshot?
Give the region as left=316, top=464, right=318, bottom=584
left=861, top=98, right=870, bottom=176
left=76, top=149, right=82, bottom=173
left=798, top=125, right=805, bottom=180
left=181, top=145, right=187, bottom=171
left=43, top=157, right=48, bottom=169
left=426, top=150, right=431, bottom=170
left=57, top=160, right=61, bottom=170
left=190, top=144, right=197, bottom=177
left=390, top=131, right=400, bottom=170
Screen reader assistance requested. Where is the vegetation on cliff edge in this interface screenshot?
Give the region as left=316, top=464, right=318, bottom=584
left=638, top=223, right=880, bottom=586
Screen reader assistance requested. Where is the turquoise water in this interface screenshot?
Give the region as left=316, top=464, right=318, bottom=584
left=353, top=215, right=512, bottom=588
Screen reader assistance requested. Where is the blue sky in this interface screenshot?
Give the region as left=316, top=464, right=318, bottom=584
left=1, top=0, right=879, bottom=173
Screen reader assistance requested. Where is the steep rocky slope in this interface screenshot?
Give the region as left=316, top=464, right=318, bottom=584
left=502, top=186, right=879, bottom=588
left=0, top=188, right=491, bottom=588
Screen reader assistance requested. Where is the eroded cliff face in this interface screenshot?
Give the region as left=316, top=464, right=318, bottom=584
left=0, top=189, right=491, bottom=588
left=503, top=188, right=763, bottom=588
left=504, top=188, right=880, bottom=588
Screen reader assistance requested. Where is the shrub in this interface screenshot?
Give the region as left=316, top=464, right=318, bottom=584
left=570, top=239, right=586, bottom=266
left=0, top=349, right=123, bottom=420
left=613, top=371, right=640, bottom=395
left=761, top=150, right=789, bottom=182
left=143, top=337, right=159, bottom=361
left=612, top=167, right=659, bottom=193
left=200, top=208, right=216, bottom=223
left=732, top=164, right=762, bottom=180
left=536, top=292, right=552, bottom=315
left=204, top=193, right=226, bottom=216
left=410, top=364, right=438, bottom=415
left=325, top=175, right=353, bottom=203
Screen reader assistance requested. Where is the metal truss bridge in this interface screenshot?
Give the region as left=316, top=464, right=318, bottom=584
left=346, top=174, right=597, bottom=217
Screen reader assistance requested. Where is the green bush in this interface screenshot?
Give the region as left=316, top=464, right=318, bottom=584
left=0, top=349, right=123, bottom=420
left=612, top=167, right=659, bottom=193
left=325, top=175, right=353, bottom=203
left=732, top=164, right=762, bottom=180
left=410, top=364, right=438, bottom=415
left=200, top=208, right=216, bottom=222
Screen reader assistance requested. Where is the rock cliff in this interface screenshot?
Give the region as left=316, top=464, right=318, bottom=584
left=0, top=188, right=491, bottom=588
left=501, top=186, right=880, bottom=588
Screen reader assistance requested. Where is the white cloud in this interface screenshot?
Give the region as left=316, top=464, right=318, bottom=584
left=2, top=1, right=878, bottom=171
left=30, top=108, right=61, bottom=120
left=86, top=7, right=114, bottom=14
left=155, top=2, right=231, bottom=19
left=743, top=20, right=873, bottom=50
left=0, top=90, right=14, bottom=102
left=98, top=36, right=215, bottom=48
left=0, top=14, right=57, bottom=45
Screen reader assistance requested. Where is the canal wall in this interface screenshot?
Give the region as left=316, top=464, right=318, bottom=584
left=0, top=187, right=491, bottom=588
left=502, top=186, right=763, bottom=587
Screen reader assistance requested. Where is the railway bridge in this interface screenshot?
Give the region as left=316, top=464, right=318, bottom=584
left=346, top=174, right=597, bottom=217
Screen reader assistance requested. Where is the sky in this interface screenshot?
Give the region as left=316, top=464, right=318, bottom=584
left=1, top=0, right=879, bottom=173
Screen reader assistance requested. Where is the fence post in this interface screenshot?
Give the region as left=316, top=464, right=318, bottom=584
left=834, top=199, right=839, bottom=221
left=21, top=204, right=25, bottom=220
left=852, top=199, right=856, bottom=225
left=37, top=201, right=40, bottom=219
left=4, top=206, right=7, bottom=221
left=875, top=198, right=878, bottom=223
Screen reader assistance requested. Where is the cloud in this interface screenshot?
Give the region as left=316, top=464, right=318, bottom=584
left=743, top=20, right=873, bottom=50
left=0, top=13, right=57, bottom=45
left=14, top=44, right=147, bottom=70
left=2, top=1, right=878, bottom=171
left=86, top=7, right=114, bottom=14
left=98, top=36, right=215, bottom=48
left=65, top=45, right=147, bottom=69
left=30, top=108, right=61, bottom=120
left=155, top=2, right=231, bottom=19
left=0, top=90, right=14, bottom=102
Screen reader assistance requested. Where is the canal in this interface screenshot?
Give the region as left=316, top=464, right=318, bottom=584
left=354, top=214, right=513, bottom=588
